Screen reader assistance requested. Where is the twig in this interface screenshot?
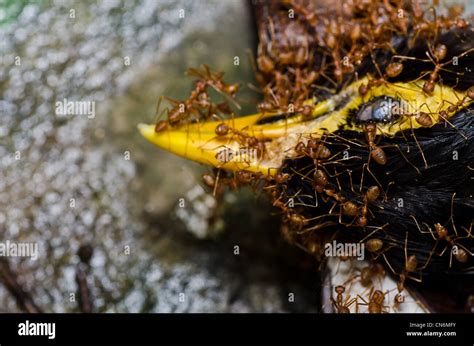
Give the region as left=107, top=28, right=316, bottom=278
left=0, top=258, right=42, bottom=313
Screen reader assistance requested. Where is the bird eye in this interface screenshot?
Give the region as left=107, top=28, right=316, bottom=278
left=355, top=96, right=403, bottom=124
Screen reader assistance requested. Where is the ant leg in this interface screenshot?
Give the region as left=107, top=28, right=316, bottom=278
left=356, top=294, right=369, bottom=309
left=300, top=221, right=337, bottom=233
left=382, top=253, right=398, bottom=276
left=346, top=297, right=358, bottom=312
left=364, top=163, right=384, bottom=192
left=404, top=231, right=409, bottom=266
left=449, top=193, right=459, bottom=236
left=212, top=169, right=222, bottom=197
left=417, top=243, right=437, bottom=271
left=383, top=181, right=395, bottom=202
left=406, top=273, right=423, bottom=283
left=410, top=215, right=436, bottom=240
left=359, top=223, right=390, bottom=243
left=379, top=143, right=422, bottom=175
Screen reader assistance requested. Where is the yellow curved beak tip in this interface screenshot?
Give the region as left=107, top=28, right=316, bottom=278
left=138, top=122, right=222, bottom=167
left=138, top=123, right=154, bottom=141
left=138, top=123, right=168, bottom=148
left=137, top=123, right=175, bottom=152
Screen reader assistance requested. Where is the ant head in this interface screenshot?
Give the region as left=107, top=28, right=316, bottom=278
left=434, top=223, right=448, bottom=238
left=372, top=290, right=385, bottom=304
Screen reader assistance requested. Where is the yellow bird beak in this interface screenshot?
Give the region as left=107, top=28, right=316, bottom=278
left=137, top=112, right=278, bottom=174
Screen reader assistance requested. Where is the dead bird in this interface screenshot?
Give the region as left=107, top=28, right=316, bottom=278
left=139, top=0, right=474, bottom=312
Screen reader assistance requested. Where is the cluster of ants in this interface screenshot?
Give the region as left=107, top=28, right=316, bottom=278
left=331, top=223, right=474, bottom=313
left=328, top=215, right=473, bottom=313
left=329, top=220, right=473, bottom=313
left=152, top=0, right=474, bottom=310
left=153, top=65, right=240, bottom=133
left=253, top=0, right=470, bottom=111
left=328, top=261, right=405, bottom=314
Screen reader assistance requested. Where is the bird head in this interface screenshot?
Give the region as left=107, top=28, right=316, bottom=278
left=139, top=78, right=472, bottom=175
